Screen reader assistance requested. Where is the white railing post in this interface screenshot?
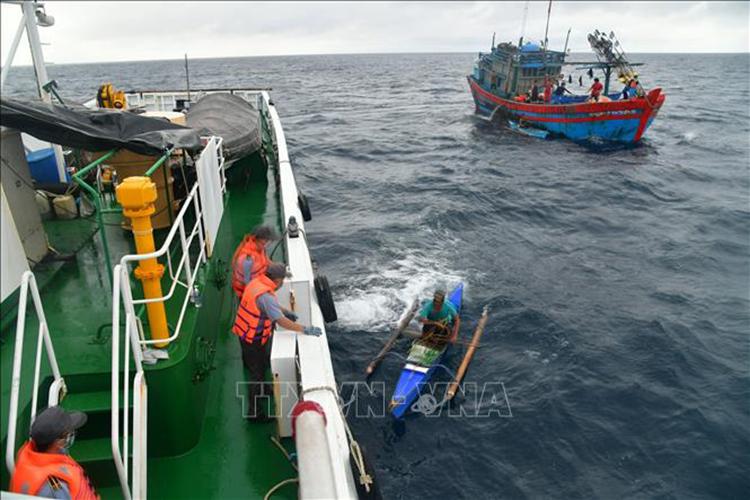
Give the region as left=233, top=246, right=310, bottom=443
left=30, top=322, right=45, bottom=423
left=111, top=265, right=130, bottom=500
left=178, top=219, right=193, bottom=289
left=107, top=135, right=225, bottom=497
left=112, top=262, right=148, bottom=500
left=6, top=274, right=30, bottom=474
left=193, top=193, right=206, bottom=265
left=6, top=271, right=64, bottom=475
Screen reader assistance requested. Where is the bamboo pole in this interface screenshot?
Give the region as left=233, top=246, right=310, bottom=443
left=365, top=299, right=419, bottom=376
left=445, top=305, right=490, bottom=400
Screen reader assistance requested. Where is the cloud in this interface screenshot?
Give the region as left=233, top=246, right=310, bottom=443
left=1, top=1, right=747, bottom=65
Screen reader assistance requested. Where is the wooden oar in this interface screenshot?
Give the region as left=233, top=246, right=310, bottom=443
left=445, top=305, right=490, bottom=401
left=365, top=299, right=419, bottom=377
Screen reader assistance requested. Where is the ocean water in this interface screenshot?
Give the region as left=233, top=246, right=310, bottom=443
left=4, top=53, right=750, bottom=499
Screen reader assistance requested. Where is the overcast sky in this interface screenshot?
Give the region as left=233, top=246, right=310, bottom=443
left=1, top=1, right=748, bottom=65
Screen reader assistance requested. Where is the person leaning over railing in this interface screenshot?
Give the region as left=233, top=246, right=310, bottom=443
left=232, top=262, right=322, bottom=422
left=9, top=406, right=99, bottom=499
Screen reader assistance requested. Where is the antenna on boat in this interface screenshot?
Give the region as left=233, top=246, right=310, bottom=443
left=184, top=53, right=191, bottom=102
left=491, top=32, right=495, bottom=50
left=543, top=0, right=553, bottom=52
left=518, top=0, right=529, bottom=46
left=563, top=27, right=572, bottom=54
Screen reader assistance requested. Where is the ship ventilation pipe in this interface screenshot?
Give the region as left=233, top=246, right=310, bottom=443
left=116, top=177, right=169, bottom=347
left=292, top=401, right=337, bottom=499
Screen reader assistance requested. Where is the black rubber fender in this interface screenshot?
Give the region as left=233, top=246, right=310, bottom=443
left=298, top=192, right=312, bottom=222
left=314, top=275, right=337, bottom=323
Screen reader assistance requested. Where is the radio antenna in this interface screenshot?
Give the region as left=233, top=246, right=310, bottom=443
left=518, top=0, right=529, bottom=46
left=184, top=53, right=191, bottom=102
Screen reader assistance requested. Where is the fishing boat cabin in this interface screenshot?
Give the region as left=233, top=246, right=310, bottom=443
left=472, top=41, right=565, bottom=99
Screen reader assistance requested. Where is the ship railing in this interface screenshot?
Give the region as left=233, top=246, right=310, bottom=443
left=119, top=136, right=226, bottom=347
left=5, top=271, right=66, bottom=475
left=120, top=88, right=271, bottom=112
left=262, top=91, right=359, bottom=497
left=110, top=135, right=225, bottom=499
left=111, top=264, right=147, bottom=500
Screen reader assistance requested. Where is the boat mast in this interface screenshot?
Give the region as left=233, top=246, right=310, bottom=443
left=541, top=0, right=553, bottom=82
left=19, top=0, right=67, bottom=182
left=543, top=0, right=553, bottom=51
left=0, top=17, right=27, bottom=91
left=184, top=53, right=191, bottom=102
left=518, top=0, right=529, bottom=46
left=563, top=27, right=572, bottom=54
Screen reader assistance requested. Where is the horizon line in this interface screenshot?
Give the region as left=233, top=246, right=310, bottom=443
left=8, top=50, right=749, bottom=67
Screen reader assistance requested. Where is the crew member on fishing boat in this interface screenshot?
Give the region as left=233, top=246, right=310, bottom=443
left=543, top=78, right=553, bottom=103
left=233, top=262, right=322, bottom=422
left=10, top=406, right=99, bottom=499
left=553, top=81, right=573, bottom=103
left=530, top=80, right=541, bottom=102
left=588, top=77, right=603, bottom=102
left=417, top=289, right=460, bottom=344
left=231, top=225, right=278, bottom=299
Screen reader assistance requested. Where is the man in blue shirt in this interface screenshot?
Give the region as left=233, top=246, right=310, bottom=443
left=416, top=289, right=460, bottom=344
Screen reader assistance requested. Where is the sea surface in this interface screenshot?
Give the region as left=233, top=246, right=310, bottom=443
left=5, top=53, right=750, bottom=499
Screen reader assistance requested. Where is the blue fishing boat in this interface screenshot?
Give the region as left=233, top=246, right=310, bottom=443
left=390, top=283, right=463, bottom=418
left=468, top=3, right=665, bottom=143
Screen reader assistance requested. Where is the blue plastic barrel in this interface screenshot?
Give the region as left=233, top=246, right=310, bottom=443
left=26, top=148, right=60, bottom=184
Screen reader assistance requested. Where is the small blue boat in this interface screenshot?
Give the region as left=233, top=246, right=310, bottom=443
left=390, top=283, right=463, bottom=418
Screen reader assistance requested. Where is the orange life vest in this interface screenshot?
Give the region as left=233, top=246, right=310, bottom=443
left=10, top=441, right=99, bottom=500
left=232, top=275, right=278, bottom=344
left=231, top=236, right=270, bottom=297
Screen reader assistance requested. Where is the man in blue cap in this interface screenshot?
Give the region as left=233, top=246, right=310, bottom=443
left=10, top=406, right=98, bottom=499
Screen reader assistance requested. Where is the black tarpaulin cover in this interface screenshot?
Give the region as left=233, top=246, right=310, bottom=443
left=186, top=93, right=261, bottom=161
left=0, top=98, right=202, bottom=155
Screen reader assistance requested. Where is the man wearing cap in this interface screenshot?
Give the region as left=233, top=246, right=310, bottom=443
left=231, top=225, right=279, bottom=299
left=10, top=406, right=98, bottom=499
left=417, top=289, right=460, bottom=345
left=232, top=262, right=322, bottom=421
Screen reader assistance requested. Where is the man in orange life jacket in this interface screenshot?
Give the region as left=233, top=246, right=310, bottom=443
left=232, top=262, right=322, bottom=422
left=231, top=225, right=279, bottom=300
left=10, top=406, right=98, bottom=499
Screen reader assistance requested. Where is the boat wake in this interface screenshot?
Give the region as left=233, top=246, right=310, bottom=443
left=335, top=252, right=465, bottom=331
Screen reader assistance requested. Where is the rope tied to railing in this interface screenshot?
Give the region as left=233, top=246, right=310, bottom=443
left=300, top=385, right=374, bottom=493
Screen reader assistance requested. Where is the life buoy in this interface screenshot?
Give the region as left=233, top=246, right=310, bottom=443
left=298, top=192, right=312, bottom=222
left=314, top=275, right=337, bottom=323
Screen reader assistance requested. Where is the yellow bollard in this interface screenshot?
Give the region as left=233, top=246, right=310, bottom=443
left=116, top=176, right=169, bottom=347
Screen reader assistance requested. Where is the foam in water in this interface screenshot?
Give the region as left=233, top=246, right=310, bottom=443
left=335, top=253, right=465, bottom=331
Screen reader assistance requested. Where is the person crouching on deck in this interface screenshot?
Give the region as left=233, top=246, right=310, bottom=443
left=231, top=225, right=279, bottom=302
left=417, top=289, right=460, bottom=345
left=232, top=262, right=322, bottom=422
left=10, top=406, right=99, bottom=499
